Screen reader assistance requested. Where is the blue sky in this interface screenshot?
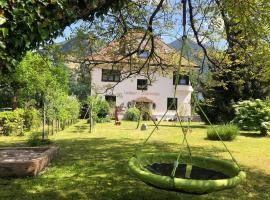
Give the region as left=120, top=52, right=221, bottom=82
left=53, top=1, right=227, bottom=49
left=53, top=20, right=179, bottom=45
left=51, top=0, right=191, bottom=44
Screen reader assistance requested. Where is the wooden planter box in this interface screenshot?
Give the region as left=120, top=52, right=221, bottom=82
left=0, top=146, right=58, bottom=177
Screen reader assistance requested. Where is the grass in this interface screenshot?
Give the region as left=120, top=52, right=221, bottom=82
left=207, top=124, right=239, bottom=141
left=0, top=120, right=269, bottom=200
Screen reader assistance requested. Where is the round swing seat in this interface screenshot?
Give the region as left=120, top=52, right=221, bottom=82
left=128, top=153, right=246, bottom=194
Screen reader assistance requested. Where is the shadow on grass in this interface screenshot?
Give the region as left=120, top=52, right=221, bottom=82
left=148, top=124, right=207, bottom=129
left=240, top=132, right=270, bottom=138
left=0, top=137, right=269, bottom=200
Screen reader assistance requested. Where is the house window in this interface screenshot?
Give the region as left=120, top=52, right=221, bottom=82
left=173, top=72, right=189, bottom=85
left=105, top=95, right=116, bottom=102
left=167, top=98, right=178, bottom=110
left=137, top=79, right=148, bottom=90
left=137, top=50, right=150, bottom=58
left=102, top=69, right=121, bottom=82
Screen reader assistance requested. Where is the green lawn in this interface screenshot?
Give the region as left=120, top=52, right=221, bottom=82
left=0, top=120, right=269, bottom=200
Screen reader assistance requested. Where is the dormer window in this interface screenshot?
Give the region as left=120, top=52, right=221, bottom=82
left=102, top=69, right=121, bottom=82
left=137, top=50, right=150, bottom=58
left=173, top=72, right=189, bottom=85
left=137, top=79, right=148, bottom=90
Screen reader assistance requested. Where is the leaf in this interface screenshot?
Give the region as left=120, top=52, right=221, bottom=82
left=38, top=27, right=48, bottom=40
left=0, top=27, right=8, bottom=37
left=0, top=1, right=8, bottom=8
left=0, top=16, right=6, bottom=25
left=0, top=41, right=6, bottom=49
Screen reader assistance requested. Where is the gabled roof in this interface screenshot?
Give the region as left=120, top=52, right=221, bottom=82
left=87, top=30, right=199, bottom=68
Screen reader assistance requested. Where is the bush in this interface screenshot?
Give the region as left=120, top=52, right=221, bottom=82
left=124, top=107, right=141, bottom=121
left=0, top=109, right=24, bottom=135
left=87, top=96, right=110, bottom=123
left=207, top=124, right=239, bottom=141
left=23, top=107, right=40, bottom=130
left=96, top=99, right=110, bottom=119
left=233, top=99, right=270, bottom=135
left=0, top=108, right=41, bottom=135
left=27, top=132, right=52, bottom=146
left=95, top=116, right=111, bottom=123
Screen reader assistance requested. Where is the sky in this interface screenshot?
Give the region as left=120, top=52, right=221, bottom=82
left=53, top=20, right=179, bottom=45
left=52, top=1, right=227, bottom=49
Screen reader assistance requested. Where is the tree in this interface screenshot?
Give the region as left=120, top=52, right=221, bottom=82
left=187, top=0, right=270, bottom=123
left=0, top=0, right=127, bottom=73
left=0, top=51, right=68, bottom=109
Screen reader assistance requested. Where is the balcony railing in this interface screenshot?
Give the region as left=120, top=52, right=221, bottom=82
left=176, top=85, right=193, bottom=91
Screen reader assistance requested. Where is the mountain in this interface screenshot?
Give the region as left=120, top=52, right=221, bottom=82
left=169, top=38, right=202, bottom=52
left=169, top=38, right=205, bottom=66
left=57, top=38, right=90, bottom=54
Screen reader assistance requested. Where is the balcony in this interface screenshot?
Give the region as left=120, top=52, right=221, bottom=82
left=176, top=85, right=193, bottom=92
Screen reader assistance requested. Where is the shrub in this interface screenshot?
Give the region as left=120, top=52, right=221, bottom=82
left=23, top=107, right=40, bottom=130
left=27, top=132, right=52, bottom=147
left=96, top=99, right=110, bottom=119
left=124, top=107, right=141, bottom=121
left=207, top=124, right=239, bottom=141
left=87, top=96, right=110, bottom=123
left=233, top=99, right=270, bottom=135
left=0, top=109, right=24, bottom=135
left=95, top=116, right=111, bottom=123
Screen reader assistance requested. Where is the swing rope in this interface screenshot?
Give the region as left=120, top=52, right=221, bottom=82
left=134, top=0, right=241, bottom=182
left=185, top=33, right=241, bottom=170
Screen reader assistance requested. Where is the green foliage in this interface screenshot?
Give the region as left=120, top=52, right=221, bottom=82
left=45, top=90, right=80, bottom=124
left=233, top=99, right=270, bottom=136
left=27, top=132, right=52, bottom=147
left=0, top=0, right=126, bottom=72
left=23, top=107, right=40, bottom=131
left=0, top=51, right=69, bottom=109
left=194, top=0, right=270, bottom=124
left=124, top=107, right=141, bottom=121
left=87, top=96, right=110, bottom=123
left=95, top=117, right=111, bottom=123
left=96, top=99, right=110, bottom=119
left=207, top=124, right=239, bottom=141
left=0, top=107, right=41, bottom=135
left=68, top=65, right=91, bottom=102
left=198, top=61, right=270, bottom=124
left=0, top=109, right=24, bottom=135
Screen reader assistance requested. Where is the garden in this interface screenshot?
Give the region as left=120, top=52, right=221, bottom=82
left=0, top=120, right=269, bottom=200
left=0, top=0, right=270, bottom=199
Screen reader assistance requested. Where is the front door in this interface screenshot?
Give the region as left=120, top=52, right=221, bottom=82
left=135, top=102, right=152, bottom=120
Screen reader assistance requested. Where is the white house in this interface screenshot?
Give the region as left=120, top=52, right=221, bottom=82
left=88, top=30, right=199, bottom=120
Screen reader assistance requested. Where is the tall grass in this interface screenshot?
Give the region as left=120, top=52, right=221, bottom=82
left=207, top=124, right=239, bottom=141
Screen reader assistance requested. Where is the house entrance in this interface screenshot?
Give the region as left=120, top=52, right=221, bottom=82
left=133, top=97, right=154, bottom=120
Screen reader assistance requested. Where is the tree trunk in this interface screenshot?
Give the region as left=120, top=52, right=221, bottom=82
left=47, top=120, right=50, bottom=135
left=89, top=66, right=93, bottom=133
left=42, top=103, right=46, bottom=140
left=58, top=120, right=60, bottom=131
left=89, top=106, right=92, bottom=133
left=12, top=90, right=18, bottom=110
left=51, top=120, right=54, bottom=135
left=136, top=113, right=141, bottom=129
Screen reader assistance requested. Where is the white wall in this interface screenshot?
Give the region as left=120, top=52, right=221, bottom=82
left=91, top=68, right=193, bottom=120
